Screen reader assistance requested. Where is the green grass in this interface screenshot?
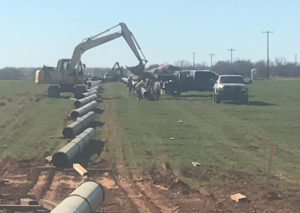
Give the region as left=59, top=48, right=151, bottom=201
left=0, top=80, right=73, bottom=159
left=0, top=80, right=40, bottom=96
left=103, top=79, right=300, bottom=188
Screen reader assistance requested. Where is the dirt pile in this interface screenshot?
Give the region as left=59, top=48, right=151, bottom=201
left=0, top=158, right=43, bottom=196
left=148, top=162, right=191, bottom=195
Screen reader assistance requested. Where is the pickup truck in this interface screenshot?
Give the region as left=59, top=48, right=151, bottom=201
left=213, top=75, right=248, bottom=104
left=162, top=70, right=219, bottom=96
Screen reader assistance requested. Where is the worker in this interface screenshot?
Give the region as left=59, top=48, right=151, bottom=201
left=135, top=80, right=145, bottom=100
left=128, top=76, right=133, bottom=93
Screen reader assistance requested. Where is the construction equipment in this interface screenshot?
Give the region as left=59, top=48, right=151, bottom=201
left=109, top=62, right=124, bottom=81
left=35, top=23, right=147, bottom=98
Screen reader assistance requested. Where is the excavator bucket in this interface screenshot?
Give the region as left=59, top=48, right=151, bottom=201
left=126, top=62, right=145, bottom=76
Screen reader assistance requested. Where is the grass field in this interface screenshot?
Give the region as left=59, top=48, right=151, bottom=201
left=1, top=79, right=299, bottom=190
left=0, top=80, right=73, bottom=159
left=103, top=79, right=300, bottom=188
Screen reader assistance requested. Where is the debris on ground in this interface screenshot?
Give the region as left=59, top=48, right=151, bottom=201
left=231, top=193, right=247, bottom=202
left=192, top=161, right=201, bottom=167
left=73, top=163, right=88, bottom=176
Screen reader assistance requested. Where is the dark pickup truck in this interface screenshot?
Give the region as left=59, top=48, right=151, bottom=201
left=161, top=70, right=219, bottom=96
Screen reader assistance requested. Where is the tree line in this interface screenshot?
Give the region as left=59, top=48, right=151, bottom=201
left=1, top=59, right=300, bottom=80
left=172, top=59, right=300, bottom=78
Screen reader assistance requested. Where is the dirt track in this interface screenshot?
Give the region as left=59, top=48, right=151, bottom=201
left=0, top=95, right=300, bottom=212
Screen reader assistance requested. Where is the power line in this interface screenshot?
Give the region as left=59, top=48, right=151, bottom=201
left=227, top=48, right=236, bottom=64
left=191, top=52, right=198, bottom=69
left=208, top=53, right=215, bottom=68
left=262, top=31, right=273, bottom=79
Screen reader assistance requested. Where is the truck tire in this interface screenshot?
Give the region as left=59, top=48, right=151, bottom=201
left=215, top=94, right=221, bottom=103
left=74, top=85, right=86, bottom=99
left=241, top=96, right=248, bottom=104
left=48, top=86, right=60, bottom=98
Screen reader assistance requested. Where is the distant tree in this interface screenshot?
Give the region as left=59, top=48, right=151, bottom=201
left=174, top=60, right=192, bottom=69
left=213, top=61, right=232, bottom=75
left=270, top=58, right=300, bottom=77
left=253, top=60, right=267, bottom=78
left=232, top=60, right=254, bottom=77
left=0, top=67, right=25, bottom=80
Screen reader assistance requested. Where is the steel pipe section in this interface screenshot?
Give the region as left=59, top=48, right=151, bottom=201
left=71, top=101, right=98, bottom=120
left=90, top=80, right=102, bottom=86
left=63, top=111, right=96, bottom=139
left=81, top=89, right=98, bottom=98
left=86, top=85, right=99, bottom=92
left=53, top=128, right=96, bottom=167
left=50, top=180, right=105, bottom=213
left=74, top=94, right=97, bottom=108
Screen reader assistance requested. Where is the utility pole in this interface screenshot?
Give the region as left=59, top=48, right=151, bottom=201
left=262, top=31, right=273, bottom=79
left=208, top=53, right=215, bottom=68
left=295, top=54, right=298, bottom=65
left=227, top=48, right=236, bottom=64
left=191, top=52, right=198, bottom=69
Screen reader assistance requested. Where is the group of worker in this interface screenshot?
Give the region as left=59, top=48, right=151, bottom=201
left=127, top=76, right=160, bottom=101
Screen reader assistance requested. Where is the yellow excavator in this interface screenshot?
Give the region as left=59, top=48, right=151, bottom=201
left=35, top=23, right=147, bottom=98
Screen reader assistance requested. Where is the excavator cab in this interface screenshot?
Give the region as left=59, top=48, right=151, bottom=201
left=57, top=59, right=70, bottom=71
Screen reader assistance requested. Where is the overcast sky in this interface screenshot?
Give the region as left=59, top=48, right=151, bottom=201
left=0, top=0, right=299, bottom=68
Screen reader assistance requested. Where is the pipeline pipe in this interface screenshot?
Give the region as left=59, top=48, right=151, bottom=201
left=86, top=85, right=99, bottom=92
left=50, top=180, right=105, bottom=213
left=81, top=89, right=98, bottom=98
left=62, top=111, right=96, bottom=139
left=90, top=80, right=102, bottom=85
left=87, top=81, right=102, bottom=89
left=53, top=128, right=95, bottom=167
left=74, top=94, right=97, bottom=108
left=71, top=101, right=98, bottom=120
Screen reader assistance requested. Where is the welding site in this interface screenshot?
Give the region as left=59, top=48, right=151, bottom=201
left=1, top=1, right=300, bottom=213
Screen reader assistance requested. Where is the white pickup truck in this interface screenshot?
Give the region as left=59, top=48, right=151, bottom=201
left=213, top=75, right=248, bottom=104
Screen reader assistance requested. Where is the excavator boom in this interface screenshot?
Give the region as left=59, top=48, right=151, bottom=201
left=70, top=22, right=147, bottom=75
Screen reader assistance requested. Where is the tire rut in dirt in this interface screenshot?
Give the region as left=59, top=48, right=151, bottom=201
left=116, top=169, right=162, bottom=213
left=29, top=168, right=56, bottom=200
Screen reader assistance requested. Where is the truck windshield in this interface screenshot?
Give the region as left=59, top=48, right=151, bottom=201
left=220, top=76, right=244, bottom=83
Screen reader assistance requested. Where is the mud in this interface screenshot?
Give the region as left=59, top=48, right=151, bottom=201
left=1, top=156, right=300, bottom=213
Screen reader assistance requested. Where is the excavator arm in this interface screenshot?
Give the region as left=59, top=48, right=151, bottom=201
left=70, top=23, right=147, bottom=76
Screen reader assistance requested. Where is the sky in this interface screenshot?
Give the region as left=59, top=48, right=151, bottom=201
left=0, top=0, right=299, bottom=68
